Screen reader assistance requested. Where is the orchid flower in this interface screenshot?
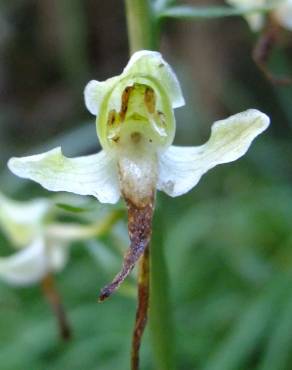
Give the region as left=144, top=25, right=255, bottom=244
left=8, top=50, right=270, bottom=300
left=226, top=0, right=292, bottom=31
left=0, top=192, right=113, bottom=286
left=0, top=192, right=120, bottom=340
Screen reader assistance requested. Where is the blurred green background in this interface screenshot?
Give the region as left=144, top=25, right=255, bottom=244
left=1, top=0, right=292, bottom=369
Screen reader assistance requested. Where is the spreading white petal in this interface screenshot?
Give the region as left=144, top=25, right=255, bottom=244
left=0, top=193, right=50, bottom=247
left=158, top=109, right=270, bottom=197
left=0, top=238, right=49, bottom=286
left=8, top=148, right=120, bottom=204
left=84, top=50, right=185, bottom=116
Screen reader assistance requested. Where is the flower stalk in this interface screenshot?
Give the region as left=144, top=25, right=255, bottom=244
left=41, top=273, right=71, bottom=341
left=131, top=246, right=150, bottom=370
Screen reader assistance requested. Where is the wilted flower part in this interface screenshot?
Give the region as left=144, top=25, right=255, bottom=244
left=226, top=0, right=292, bottom=31
left=8, top=50, right=270, bottom=298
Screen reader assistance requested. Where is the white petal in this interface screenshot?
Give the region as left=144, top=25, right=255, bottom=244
left=8, top=148, right=120, bottom=204
left=274, top=0, right=292, bottom=30
left=226, top=0, right=266, bottom=31
left=158, top=109, right=270, bottom=197
left=84, top=50, right=185, bottom=116
left=0, top=238, right=49, bottom=286
left=0, top=193, right=51, bottom=247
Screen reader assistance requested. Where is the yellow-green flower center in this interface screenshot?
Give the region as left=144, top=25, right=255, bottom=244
left=97, top=82, right=175, bottom=152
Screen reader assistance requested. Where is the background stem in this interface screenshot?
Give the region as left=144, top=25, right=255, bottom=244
left=41, top=274, right=71, bottom=341
left=125, top=0, right=158, bottom=54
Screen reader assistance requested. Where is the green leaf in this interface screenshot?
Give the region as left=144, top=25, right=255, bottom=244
left=203, top=276, right=291, bottom=370
left=258, top=293, right=292, bottom=370
left=159, top=5, right=274, bottom=20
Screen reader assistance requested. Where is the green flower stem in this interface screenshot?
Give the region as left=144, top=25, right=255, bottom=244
left=159, top=5, right=275, bottom=20
left=54, top=0, right=89, bottom=86
left=124, top=1, right=175, bottom=369
left=125, top=0, right=158, bottom=54
left=47, top=210, right=124, bottom=241
left=89, top=210, right=124, bottom=237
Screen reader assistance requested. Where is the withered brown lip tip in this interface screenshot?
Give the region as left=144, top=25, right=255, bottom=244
left=98, top=289, right=111, bottom=302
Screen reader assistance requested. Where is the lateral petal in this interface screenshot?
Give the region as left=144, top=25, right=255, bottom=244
left=158, top=109, right=270, bottom=197
left=8, top=148, right=120, bottom=204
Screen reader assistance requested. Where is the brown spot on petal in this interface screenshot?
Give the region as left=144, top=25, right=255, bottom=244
left=112, top=136, right=120, bottom=143
left=157, top=111, right=166, bottom=126
left=99, top=196, right=154, bottom=302
left=120, top=86, right=134, bottom=121
left=107, top=109, right=117, bottom=126
left=144, top=87, right=156, bottom=114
